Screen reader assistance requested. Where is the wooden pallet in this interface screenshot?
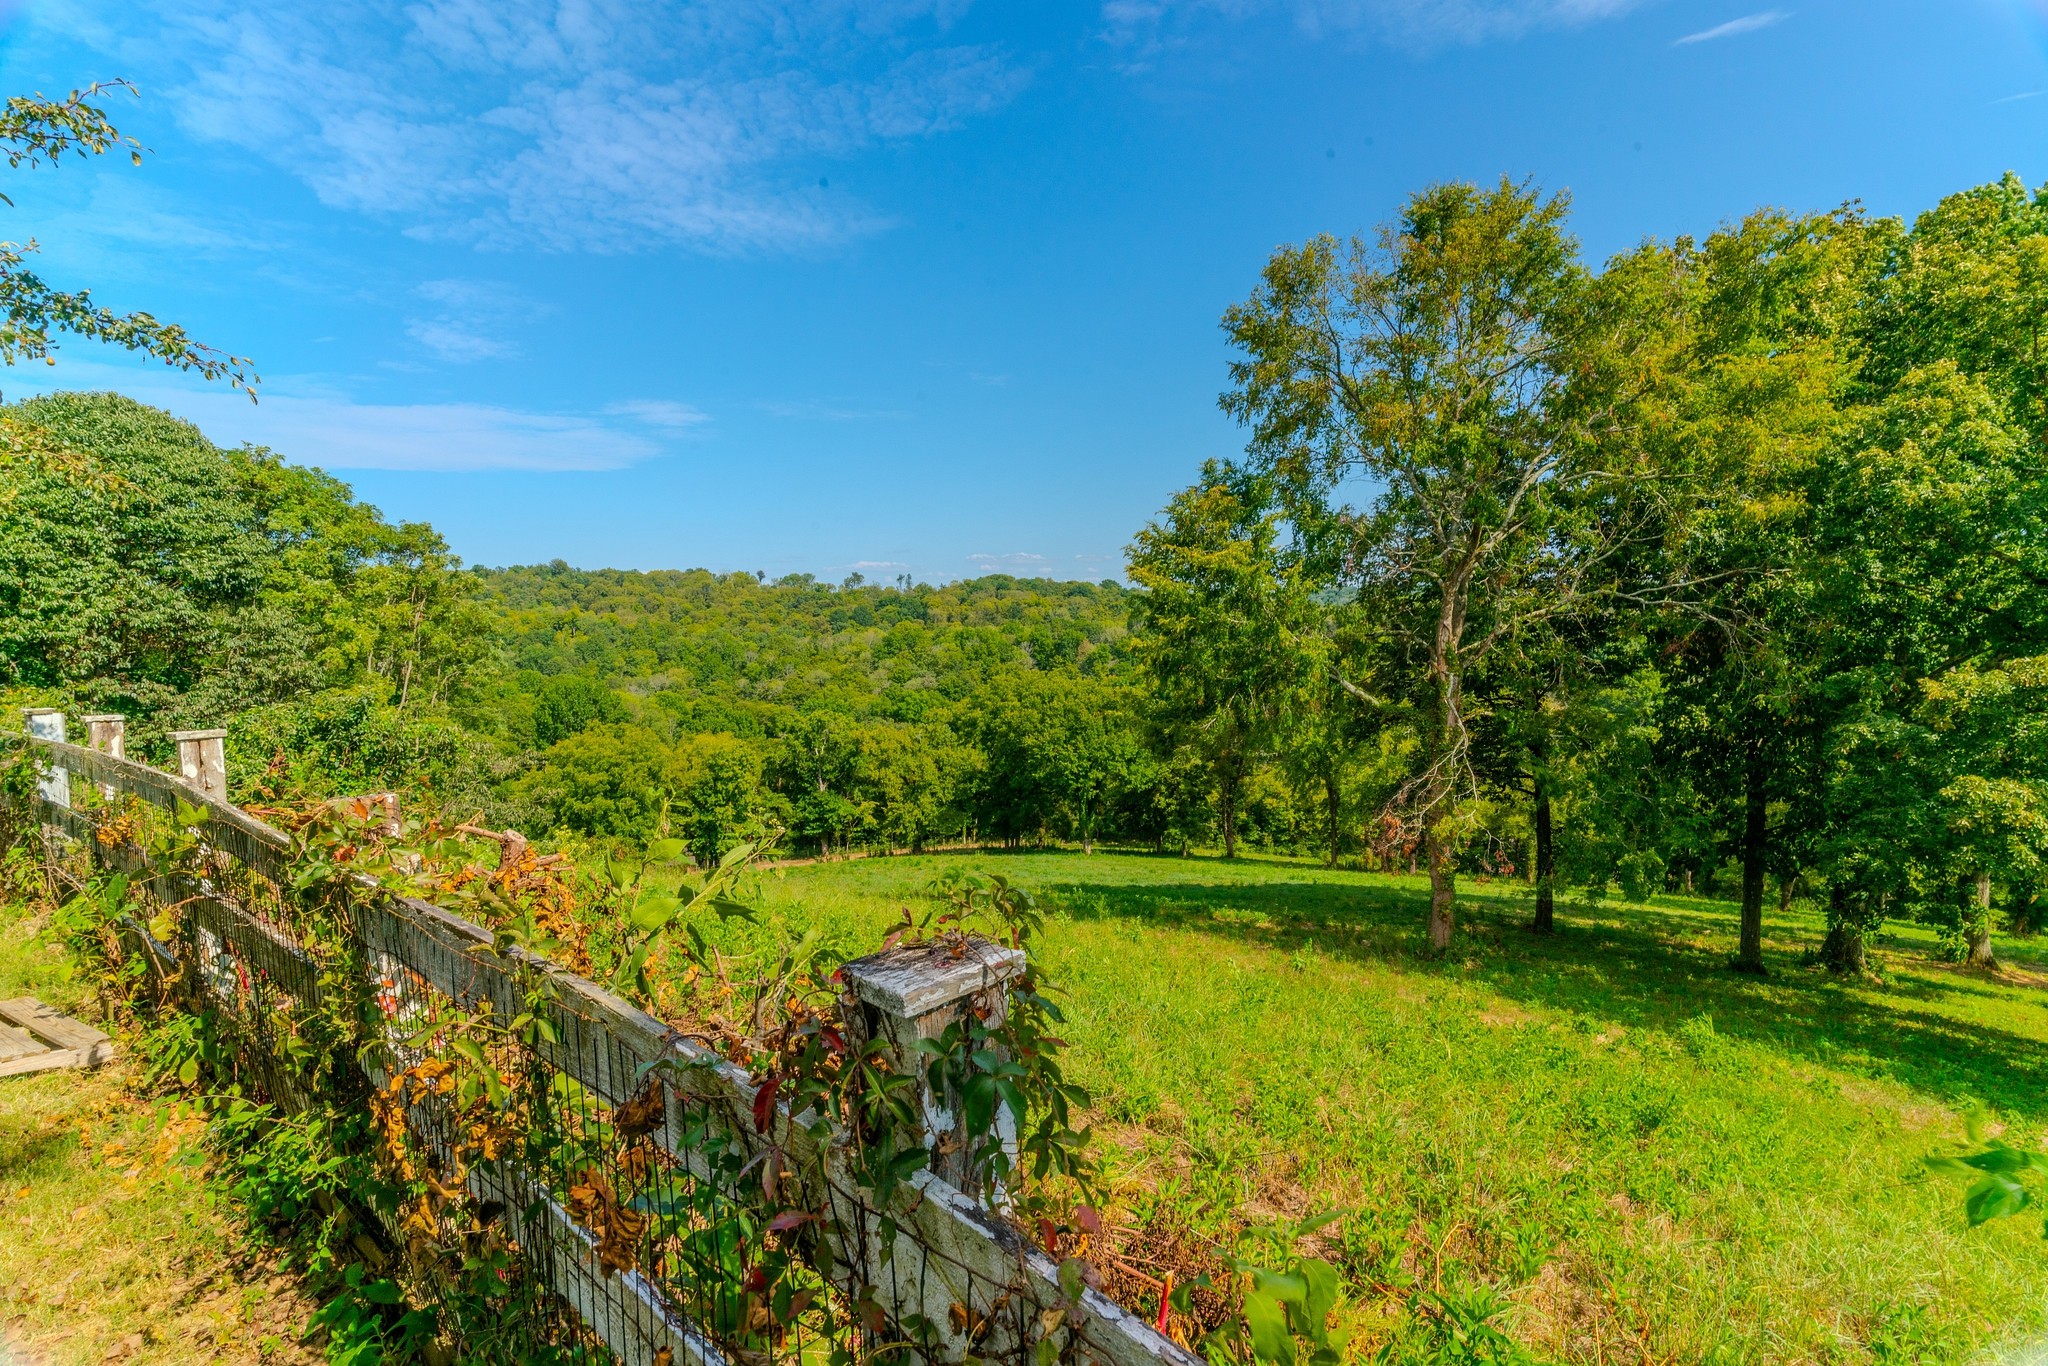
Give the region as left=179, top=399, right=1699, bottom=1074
left=0, top=997, right=114, bottom=1077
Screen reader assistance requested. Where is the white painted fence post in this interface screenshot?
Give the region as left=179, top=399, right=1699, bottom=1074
left=21, top=708, right=68, bottom=807
left=839, top=938, right=1025, bottom=1199
left=83, top=714, right=125, bottom=801
left=171, top=728, right=228, bottom=802
left=84, top=714, right=125, bottom=759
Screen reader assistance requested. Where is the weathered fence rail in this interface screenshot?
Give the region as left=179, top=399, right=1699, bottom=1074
left=4, top=717, right=1193, bottom=1366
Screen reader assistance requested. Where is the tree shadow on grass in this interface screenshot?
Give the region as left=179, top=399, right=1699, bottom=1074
left=0, top=1124, right=78, bottom=1179
left=1045, top=872, right=2048, bottom=1120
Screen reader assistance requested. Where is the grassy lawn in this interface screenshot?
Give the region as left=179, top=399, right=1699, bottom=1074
left=0, top=894, right=320, bottom=1366
left=698, top=849, right=2048, bottom=1365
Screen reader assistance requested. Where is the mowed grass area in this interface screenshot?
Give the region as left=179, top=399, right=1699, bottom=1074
left=701, top=849, right=2048, bottom=1365
left=0, top=896, right=321, bottom=1366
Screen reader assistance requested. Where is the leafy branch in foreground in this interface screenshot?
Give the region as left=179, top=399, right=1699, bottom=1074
left=0, top=81, right=257, bottom=396
left=1929, top=1110, right=2048, bottom=1232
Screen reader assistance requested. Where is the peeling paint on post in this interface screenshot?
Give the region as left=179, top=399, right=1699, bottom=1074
left=838, top=937, right=1024, bottom=1198
left=83, top=714, right=125, bottom=800
left=171, top=728, right=228, bottom=802
left=22, top=709, right=68, bottom=807
left=83, top=714, right=125, bottom=758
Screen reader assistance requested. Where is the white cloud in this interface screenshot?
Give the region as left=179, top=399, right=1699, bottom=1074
left=1102, top=0, right=1644, bottom=52
left=968, top=551, right=1051, bottom=569
left=849, top=559, right=911, bottom=571
left=54, top=1, right=1030, bottom=254
left=758, top=399, right=910, bottom=421
left=1673, top=10, right=1787, bottom=44
left=405, top=319, right=517, bottom=363
left=605, top=399, right=711, bottom=430
left=4, top=357, right=683, bottom=471
left=405, top=278, right=533, bottom=362
left=231, top=396, right=661, bottom=470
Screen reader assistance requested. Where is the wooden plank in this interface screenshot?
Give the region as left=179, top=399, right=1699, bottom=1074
left=0, top=998, right=113, bottom=1066
left=0, top=1047, right=83, bottom=1078
left=0, top=1021, right=44, bottom=1063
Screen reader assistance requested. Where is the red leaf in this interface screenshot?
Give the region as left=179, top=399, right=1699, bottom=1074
left=1073, top=1205, right=1102, bottom=1236
left=765, top=1209, right=817, bottom=1233
left=753, top=1075, right=782, bottom=1133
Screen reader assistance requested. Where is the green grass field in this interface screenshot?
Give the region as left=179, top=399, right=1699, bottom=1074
left=687, top=849, right=2048, bottom=1364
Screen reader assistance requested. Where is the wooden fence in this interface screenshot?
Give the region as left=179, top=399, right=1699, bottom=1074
left=4, top=718, right=1196, bottom=1366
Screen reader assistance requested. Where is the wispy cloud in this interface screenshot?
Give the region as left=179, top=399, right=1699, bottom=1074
left=49, top=2, right=1031, bottom=255
left=406, top=320, right=516, bottom=363
left=1997, top=90, right=2046, bottom=105
left=968, top=551, right=1051, bottom=570
left=405, top=278, right=531, bottom=362
left=605, top=399, right=711, bottom=430
left=1674, top=10, right=1787, bottom=44
left=1102, top=0, right=1644, bottom=55
left=234, top=397, right=661, bottom=470
left=758, top=399, right=911, bottom=422
left=10, top=357, right=691, bottom=471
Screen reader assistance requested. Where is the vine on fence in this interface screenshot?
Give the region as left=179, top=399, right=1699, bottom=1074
left=6, top=740, right=1355, bottom=1366
left=4, top=747, right=1127, bottom=1365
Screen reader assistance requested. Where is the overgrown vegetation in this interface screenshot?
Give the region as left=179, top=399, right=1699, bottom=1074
left=5, top=753, right=1241, bottom=1366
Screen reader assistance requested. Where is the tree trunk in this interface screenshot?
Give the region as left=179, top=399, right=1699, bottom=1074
left=1324, top=774, right=1341, bottom=868
left=1220, top=771, right=1239, bottom=860
left=1821, top=884, right=1866, bottom=974
left=1966, top=870, right=1997, bottom=968
left=1683, top=868, right=1694, bottom=895
left=1735, top=750, right=1767, bottom=975
left=1532, top=787, right=1555, bottom=935
left=1426, top=811, right=1455, bottom=952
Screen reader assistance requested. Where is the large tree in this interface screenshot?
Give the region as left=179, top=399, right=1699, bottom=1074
left=1220, top=179, right=1679, bottom=948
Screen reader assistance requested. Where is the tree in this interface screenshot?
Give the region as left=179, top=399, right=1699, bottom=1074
left=521, top=725, right=676, bottom=842
left=673, top=732, right=768, bottom=865
left=1617, top=206, right=1869, bottom=971
left=533, top=675, right=628, bottom=747
left=1128, top=470, right=1309, bottom=860
left=1220, top=179, right=1678, bottom=948
left=1808, top=363, right=2048, bottom=969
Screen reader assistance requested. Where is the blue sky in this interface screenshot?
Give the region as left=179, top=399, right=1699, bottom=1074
left=1, top=0, right=2045, bottom=581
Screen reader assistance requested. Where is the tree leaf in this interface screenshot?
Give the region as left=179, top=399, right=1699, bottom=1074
left=1965, top=1172, right=2031, bottom=1226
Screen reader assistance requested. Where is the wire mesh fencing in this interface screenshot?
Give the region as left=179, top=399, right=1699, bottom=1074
left=3, top=729, right=1196, bottom=1366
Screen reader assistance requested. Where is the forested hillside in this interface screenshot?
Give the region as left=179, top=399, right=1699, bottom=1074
left=462, top=564, right=1149, bottom=853
left=0, top=398, right=1176, bottom=857
left=6, top=169, right=2048, bottom=978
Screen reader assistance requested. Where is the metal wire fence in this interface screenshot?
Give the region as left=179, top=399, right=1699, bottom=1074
left=3, top=729, right=1193, bottom=1366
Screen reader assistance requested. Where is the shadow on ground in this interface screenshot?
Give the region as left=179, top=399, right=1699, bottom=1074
left=1034, top=864, right=2048, bottom=1119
